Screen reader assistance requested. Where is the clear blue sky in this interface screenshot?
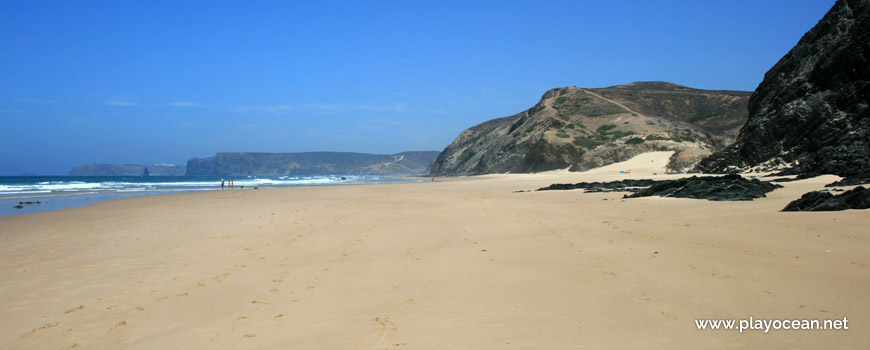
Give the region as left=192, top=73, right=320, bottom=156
left=1, top=0, right=835, bottom=175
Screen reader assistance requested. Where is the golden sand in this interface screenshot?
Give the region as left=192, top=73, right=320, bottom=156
left=1, top=152, right=867, bottom=349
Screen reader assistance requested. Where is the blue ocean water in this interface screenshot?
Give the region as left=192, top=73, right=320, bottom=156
left=0, top=175, right=417, bottom=218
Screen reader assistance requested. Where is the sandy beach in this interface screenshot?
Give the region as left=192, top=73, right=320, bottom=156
left=1, top=152, right=867, bottom=349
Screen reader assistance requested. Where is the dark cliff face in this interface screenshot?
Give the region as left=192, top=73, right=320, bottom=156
left=185, top=151, right=439, bottom=176
left=697, top=0, right=870, bottom=176
left=430, top=82, right=751, bottom=176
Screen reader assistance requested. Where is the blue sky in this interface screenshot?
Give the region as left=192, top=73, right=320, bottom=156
left=0, top=0, right=835, bottom=175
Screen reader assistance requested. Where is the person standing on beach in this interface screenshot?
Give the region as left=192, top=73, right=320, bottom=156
left=221, top=179, right=225, bottom=189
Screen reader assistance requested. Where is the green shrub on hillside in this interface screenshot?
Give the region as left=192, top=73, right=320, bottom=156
left=593, top=124, right=634, bottom=139
left=625, top=137, right=645, bottom=145
left=573, top=136, right=600, bottom=148
left=597, top=124, right=617, bottom=133
left=645, top=134, right=670, bottom=141
left=525, top=122, right=538, bottom=133
left=609, top=130, right=635, bottom=138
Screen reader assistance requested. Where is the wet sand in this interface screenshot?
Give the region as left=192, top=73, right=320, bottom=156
left=1, top=152, right=867, bottom=349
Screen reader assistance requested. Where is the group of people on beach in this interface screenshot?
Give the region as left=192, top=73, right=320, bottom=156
left=221, top=179, right=235, bottom=190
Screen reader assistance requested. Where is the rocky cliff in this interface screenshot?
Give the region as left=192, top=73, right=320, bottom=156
left=697, top=0, right=870, bottom=176
left=430, top=82, right=751, bottom=176
left=185, top=151, right=439, bottom=176
left=68, top=163, right=186, bottom=176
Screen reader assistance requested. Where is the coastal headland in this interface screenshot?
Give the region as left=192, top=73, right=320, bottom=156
left=1, top=152, right=867, bottom=349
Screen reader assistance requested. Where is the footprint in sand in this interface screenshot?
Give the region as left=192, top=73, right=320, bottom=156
left=23, top=322, right=59, bottom=337
left=109, top=320, right=127, bottom=332
left=373, top=316, right=398, bottom=332
left=65, top=305, right=85, bottom=314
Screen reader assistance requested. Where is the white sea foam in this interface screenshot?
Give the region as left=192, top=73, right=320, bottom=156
left=0, top=190, right=52, bottom=195
left=0, top=175, right=403, bottom=199
left=1, top=175, right=418, bottom=217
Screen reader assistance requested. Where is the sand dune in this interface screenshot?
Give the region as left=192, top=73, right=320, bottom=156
left=1, top=152, right=867, bottom=349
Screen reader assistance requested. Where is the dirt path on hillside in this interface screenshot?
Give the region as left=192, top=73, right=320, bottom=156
left=580, top=89, right=645, bottom=117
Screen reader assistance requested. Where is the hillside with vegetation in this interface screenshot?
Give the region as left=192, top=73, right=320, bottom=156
left=430, top=82, right=751, bottom=175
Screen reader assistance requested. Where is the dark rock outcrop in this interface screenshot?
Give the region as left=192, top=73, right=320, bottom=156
left=185, top=151, right=439, bottom=176
left=430, top=82, right=751, bottom=176
left=770, top=174, right=821, bottom=183
left=69, top=163, right=186, bottom=176
left=535, top=174, right=781, bottom=201
left=624, top=174, right=782, bottom=201
left=537, top=179, right=659, bottom=193
left=697, top=0, right=870, bottom=176
left=782, top=186, right=870, bottom=211
left=825, top=170, right=870, bottom=187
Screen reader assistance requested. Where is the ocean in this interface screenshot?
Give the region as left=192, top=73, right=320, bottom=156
left=0, top=175, right=420, bottom=218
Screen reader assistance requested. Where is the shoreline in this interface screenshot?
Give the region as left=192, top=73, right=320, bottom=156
left=2, top=152, right=867, bottom=349
left=0, top=176, right=427, bottom=218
